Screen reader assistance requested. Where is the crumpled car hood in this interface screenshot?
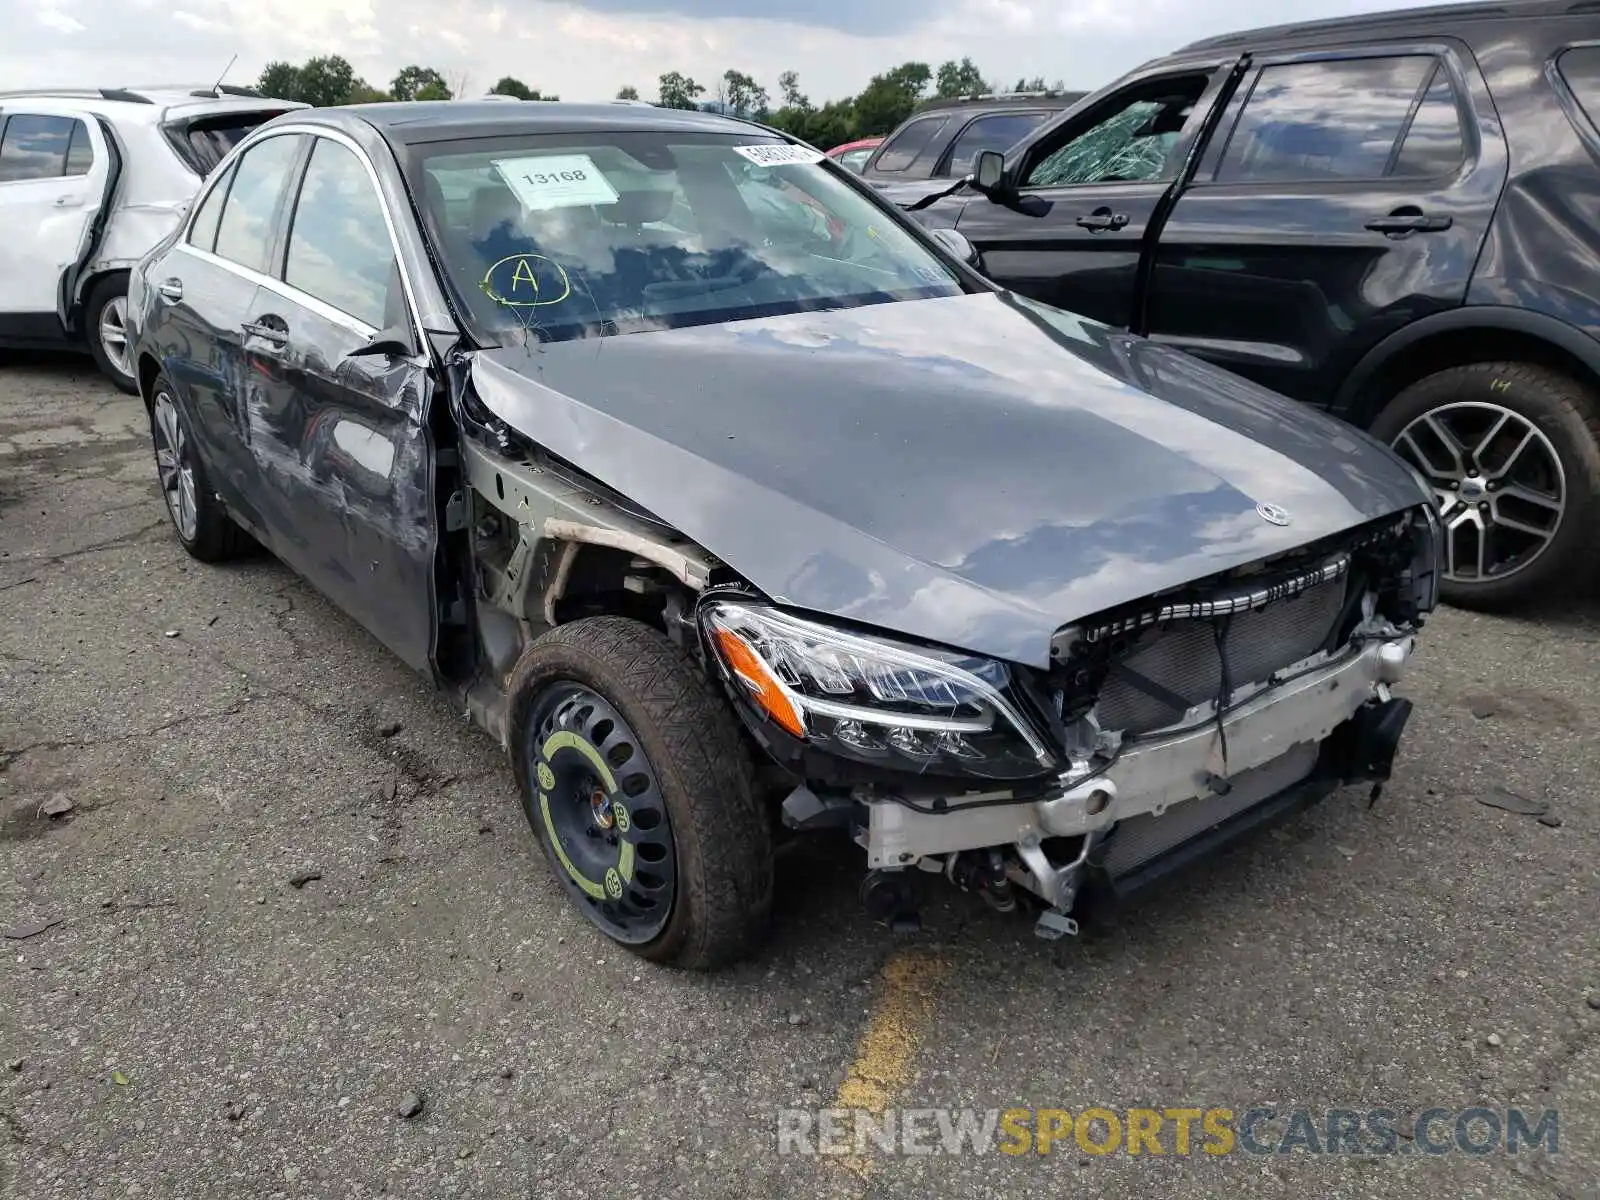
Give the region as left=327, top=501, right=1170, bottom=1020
left=468, top=291, right=1425, bottom=669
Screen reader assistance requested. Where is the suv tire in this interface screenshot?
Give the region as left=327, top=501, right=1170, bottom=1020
left=85, top=274, right=138, bottom=394
left=508, top=617, right=774, bottom=970
left=1371, top=361, right=1600, bottom=610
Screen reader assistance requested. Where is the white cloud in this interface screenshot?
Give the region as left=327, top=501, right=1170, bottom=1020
left=0, top=0, right=1464, bottom=105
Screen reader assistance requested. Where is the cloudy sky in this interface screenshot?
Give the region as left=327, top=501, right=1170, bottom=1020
left=8, top=0, right=1454, bottom=104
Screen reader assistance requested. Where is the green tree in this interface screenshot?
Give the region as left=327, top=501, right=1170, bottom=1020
left=658, top=71, right=705, bottom=110
left=391, top=65, right=451, bottom=102
left=1012, top=76, right=1048, bottom=92
left=720, top=69, right=768, bottom=119
left=349, top=82, right=393, bottom=103
left=616, top=84, right=640, bottom=100
left=853, top=62, right=931, bottom=136
left=935, top=57, right=988, bottom=98
left=293, top=55, right=360, bottom=107
left=257, top=61, right=302, bottom=101
left=491, top=76, right=535, bottom=99
left=777, top=70, right=808, bottom=110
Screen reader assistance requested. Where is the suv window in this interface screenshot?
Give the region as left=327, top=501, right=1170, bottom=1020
left=213, top=134, right=304, bottom=274
left=187, top=163, right=234, bottom=252
left=1391, top=64, right=1466, bottom=178
left=944, top=112, right=1048, bottom=176
left=284, top=138, right=398, bottom=329
left=1216, top=56, right=1441, bottom=183
left=0, top=114, right=91, bottom=182
left=1024, top=77, right=1206, bottom=188
left=1558, top=45, right=1600, bottom=131
left=164, top=110, right=291, bottom=176
left=873, top=115, right=951, bottom=172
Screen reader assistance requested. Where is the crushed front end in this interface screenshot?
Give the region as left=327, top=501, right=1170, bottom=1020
left=699, top=505, right=1441, bottom=939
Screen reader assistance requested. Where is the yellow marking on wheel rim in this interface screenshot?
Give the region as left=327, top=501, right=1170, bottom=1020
left=829, top=949, right=949, bottom=1185
left=539, top=790, right=605, bottom=899
left=542, top=730, right=617, bottom=793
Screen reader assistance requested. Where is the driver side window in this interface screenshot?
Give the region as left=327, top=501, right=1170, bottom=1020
left=1023, top=75, right=1208, bottom=188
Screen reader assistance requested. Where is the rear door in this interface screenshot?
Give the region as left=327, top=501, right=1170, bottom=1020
left=0, top=108, right=111, bottom=334
left=153, top=130, right=308, bottom=525
left=954, top=62, right=1239, bottom=328
left=1144, top=42, right=1506, bottom=407
left=238, top=132, right=437, bottom=673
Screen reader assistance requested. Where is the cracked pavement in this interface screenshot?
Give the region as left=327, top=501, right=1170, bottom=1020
left=1, top=352, right=1597, bottom=1199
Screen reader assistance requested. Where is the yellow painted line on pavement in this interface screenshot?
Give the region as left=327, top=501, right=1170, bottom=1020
left=829, top=948, right=950, bottom=1187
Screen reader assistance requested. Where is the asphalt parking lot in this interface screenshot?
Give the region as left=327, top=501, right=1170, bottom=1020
left=1, top=353, right=1597, bottom=1199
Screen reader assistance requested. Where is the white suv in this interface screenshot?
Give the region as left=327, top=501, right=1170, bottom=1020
left=0, top=86, right=304, bottom=391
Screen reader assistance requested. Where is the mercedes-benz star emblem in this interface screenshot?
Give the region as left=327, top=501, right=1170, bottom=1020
left=1255, top=502, right=1291, bottom=527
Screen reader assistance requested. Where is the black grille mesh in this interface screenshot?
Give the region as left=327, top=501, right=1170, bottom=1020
left=1094, top=576, right=1348, bottom=735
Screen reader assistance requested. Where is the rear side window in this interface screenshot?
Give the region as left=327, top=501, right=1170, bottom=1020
left=163, top=110, right=291, bottom=176
left=1216, top=55, right=1439, bottom=183
left=187, top=163, right=234, bottom=252
left=873, top=116, right=951, bottom=172
left=943, top=112, right=1048, bottom=176
left=0, top=114, right=89, bottom=182
left=213, top=134, right=305, bottom=274
left=1391, top=64, right=1466, bottom=177
left=283, top=138, right=398, bottom=329
left=1558, top=46, right=1600, bottom=131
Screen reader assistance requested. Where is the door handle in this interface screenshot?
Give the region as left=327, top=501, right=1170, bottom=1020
left=241, top=320, right=289, bottom=346
left=1365, top=210, right=1453, bottom=235
left=1075, top=207, right=1130, bottom=232
left=158, top=279, right=183, bottom=302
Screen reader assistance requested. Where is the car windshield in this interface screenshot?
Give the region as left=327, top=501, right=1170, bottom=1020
left=406, top=131, right=967, bottom=345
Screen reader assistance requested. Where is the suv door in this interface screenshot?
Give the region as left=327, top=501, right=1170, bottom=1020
left=954, top=62, right=1239, bottom=328
left=1144, top=43, right=1507, bottom=407
left=0, top=109, right=110, bottom=337
left=239, top=132, right=437, bottom=673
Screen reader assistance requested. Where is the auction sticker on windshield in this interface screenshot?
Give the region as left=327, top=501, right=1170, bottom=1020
left=493, top=154, right=620, bottom=211
left=733, top=144, right=826, bottom=167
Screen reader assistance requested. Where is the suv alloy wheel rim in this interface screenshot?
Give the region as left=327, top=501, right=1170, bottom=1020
left=1390, top=401, right=1566, bottom=583
left=152, top=390, right=198, bottom=541
left=525, top=683, right=677, bottom=944
left=98, top=295, right=133, bottom=380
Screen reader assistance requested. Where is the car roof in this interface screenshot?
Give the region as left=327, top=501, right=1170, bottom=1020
left=309, top=101, right=777, bottom=146
left=1179, top=0, right=1585, bottom=51
left=0, top=87, right=303, bottom=123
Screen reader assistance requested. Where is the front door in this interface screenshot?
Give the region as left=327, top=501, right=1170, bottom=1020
left=955, top=63, right=1237, bottom=329
left=238, top=133, right=439, bottom=673
left=1143, top=44, right=1507, bottom=408
left=0, top=109, right=110, bottom=336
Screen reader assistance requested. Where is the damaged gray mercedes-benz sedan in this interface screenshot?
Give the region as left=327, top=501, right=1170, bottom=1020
left=127, top=101, right=1441, bottom=968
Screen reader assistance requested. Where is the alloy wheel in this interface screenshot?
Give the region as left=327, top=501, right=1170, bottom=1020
left=1390, top=401, right=1566, bottom=583
left=98, top=294, right=133, bottom=380
left=152, top=390, right=199, bottom=542
left=525, top=683, right=677, bottom=944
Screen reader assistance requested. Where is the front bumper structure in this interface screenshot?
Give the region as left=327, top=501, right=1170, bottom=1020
left=861, top=634, right=1416, bottom=912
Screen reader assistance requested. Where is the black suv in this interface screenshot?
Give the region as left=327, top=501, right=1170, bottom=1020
left=858, top=91, right=1087, bottom=205
left=920, top=0, right=1600, bottom=609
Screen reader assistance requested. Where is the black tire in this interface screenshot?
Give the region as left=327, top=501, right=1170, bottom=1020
left=84, top=274, right=138, bottom=394
left=508, top=617, right=774, bottom=970
left=147, top=371, right=254, bottom=562
left=1370, top=362, right=1600, bottom=611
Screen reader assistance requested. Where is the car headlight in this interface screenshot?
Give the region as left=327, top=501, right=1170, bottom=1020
left=700, top=601, right=1056, bottom=781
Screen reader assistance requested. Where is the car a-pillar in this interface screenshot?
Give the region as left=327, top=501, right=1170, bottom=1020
left=458, top=436, right=776, bottom=969
left=1344, top=321, right=1600, bottom=611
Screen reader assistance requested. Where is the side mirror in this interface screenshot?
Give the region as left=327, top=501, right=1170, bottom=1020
left=973, top=150, right=1007, bottom=193
left=928, top=227, right=979, bottom=265
left=348, top=325, right=419, bottom=359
